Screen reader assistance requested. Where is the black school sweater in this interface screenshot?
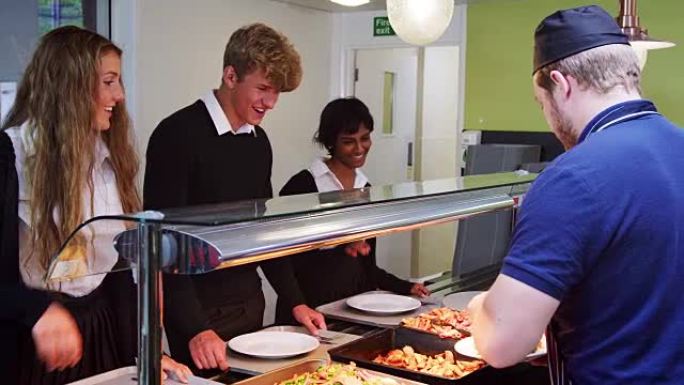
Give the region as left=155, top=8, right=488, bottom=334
left=144, top=100, right=293, bottom=341
left=0, top=132, right=51, bottom=382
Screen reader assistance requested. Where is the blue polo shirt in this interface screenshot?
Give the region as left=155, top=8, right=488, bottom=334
left=501, top=100, right=684, bottom=385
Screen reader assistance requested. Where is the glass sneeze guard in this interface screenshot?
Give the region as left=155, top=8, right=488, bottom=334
left=46, top=172, right=535, bottom=280
left=155, top=171, right=535, bottom=226
left=43, top=171, right=535, bottom=385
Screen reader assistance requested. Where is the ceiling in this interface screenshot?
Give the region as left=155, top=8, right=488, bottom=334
left=270, top=0, right=520, bottom=13
left=271, top=0, right=385, bottom=13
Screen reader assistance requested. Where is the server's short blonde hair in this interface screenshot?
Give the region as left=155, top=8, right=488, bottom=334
left=534, top=44, right=641, bottom=96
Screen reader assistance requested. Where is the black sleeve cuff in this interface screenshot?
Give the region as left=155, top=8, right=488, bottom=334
left=19, top=288, right=52, bottom=328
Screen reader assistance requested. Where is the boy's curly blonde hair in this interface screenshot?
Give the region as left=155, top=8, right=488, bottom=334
left=223, top=23, right=302, bottom=92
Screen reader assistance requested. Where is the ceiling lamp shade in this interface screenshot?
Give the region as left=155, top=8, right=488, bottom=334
left=616, top=0, right=675, bottom=68
left=330, top=0, right=370, bottom=6
left=386, top=0, right=454, bottom=46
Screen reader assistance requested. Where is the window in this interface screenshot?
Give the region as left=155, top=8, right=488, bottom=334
left=382, top=71, right=395, bottom=135
left=38, top=0, right=110, bottom=37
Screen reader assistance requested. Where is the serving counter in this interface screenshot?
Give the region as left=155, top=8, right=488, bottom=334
left=50, top=172, right=536, bottom=385
left=225, top=326, right=360, bottom=376
left=316, top=292, right=440, bottom=328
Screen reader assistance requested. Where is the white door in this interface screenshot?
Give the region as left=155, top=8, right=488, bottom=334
left=354, top=48, right=418, bottom=186
left=353, top=48, right=418, bottom=279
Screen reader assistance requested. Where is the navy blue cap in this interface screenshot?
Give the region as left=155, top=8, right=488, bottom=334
left=533, top=5, right=629, bottom=74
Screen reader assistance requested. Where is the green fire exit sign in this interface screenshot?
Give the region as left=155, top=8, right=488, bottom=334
left=373, top=16, right=395, bottom=37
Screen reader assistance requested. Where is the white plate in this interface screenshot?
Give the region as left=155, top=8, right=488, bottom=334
left=227, top=331, right=319, bottom=359
left=442, top=291, right=483, bottom=310
left=346, top=293, right=421, bottom=315
left=454, top=336, right=547, bottom=360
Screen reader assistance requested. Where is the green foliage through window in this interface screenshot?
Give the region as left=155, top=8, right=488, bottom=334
left=38, top=0, right=84, bottom=34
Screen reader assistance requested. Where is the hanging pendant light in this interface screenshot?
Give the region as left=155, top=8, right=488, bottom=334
left=615, top=0, right=675, bottom=68
left=386, top=0, right=454, bottom=46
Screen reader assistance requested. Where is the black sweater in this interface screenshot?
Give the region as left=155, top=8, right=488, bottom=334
left=0, top=132, right=51, bottom=382
left=144, top=100, right=298, bottom=341
left=274, top=169, right=414, bottom=324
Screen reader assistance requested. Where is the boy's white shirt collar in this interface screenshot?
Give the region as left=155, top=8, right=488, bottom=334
left=201, top=90, right=256, bottom=137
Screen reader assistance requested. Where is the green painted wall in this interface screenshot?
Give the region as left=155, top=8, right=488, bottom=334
left=464, top=0, right=684, bottom=132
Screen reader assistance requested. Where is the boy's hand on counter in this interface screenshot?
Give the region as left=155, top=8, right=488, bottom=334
left=293, top=304, right=327, bottom=336
left=161, top=355, right=193, bottom=383
left=344, top=240, right=371, bottom=257
left=410, top=283, right=431, bottom=297
left=188, top=329, right=229, bottom=371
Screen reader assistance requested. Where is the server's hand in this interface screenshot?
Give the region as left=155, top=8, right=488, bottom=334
left=161, top=355, right=192, bottom=383
left=188, top=329, right=229, bottom=371
left=344, top=240, right=371, bottom=257
left=292, top=304, right=327, bottom=336
left=32, top=302, right=83, bottom=372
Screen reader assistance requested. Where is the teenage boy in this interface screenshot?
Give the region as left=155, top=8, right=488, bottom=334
left=144, top=23, right=325, bottom=371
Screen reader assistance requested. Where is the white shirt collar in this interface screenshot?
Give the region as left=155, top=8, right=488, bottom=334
left=8, top=124, right=113, bottom=200
left=93, top=135, right=110, bottom=168
left=200, top=90, right=256, bottom=137
left=309, top=157, right=369, bottom=192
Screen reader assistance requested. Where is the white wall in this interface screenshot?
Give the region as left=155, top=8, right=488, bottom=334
left=114, top=0, right=335, bottom=192
left=420, top=46, right=461, bottom=181
left=414, top=45, right=462, bottom=277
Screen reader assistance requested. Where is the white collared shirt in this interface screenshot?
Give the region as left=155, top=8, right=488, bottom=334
left=308, top=157, right=369, bottom=192
left=200, top=90, right=256, bottom=136
left=7, top=124, right=126, bottom=297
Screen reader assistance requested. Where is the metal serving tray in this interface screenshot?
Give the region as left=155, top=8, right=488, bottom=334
left=226, top=358, right=327, bottom=385
left=328, top=328, right=496, bottom=385
left=398, top=325, right=470, bottom=342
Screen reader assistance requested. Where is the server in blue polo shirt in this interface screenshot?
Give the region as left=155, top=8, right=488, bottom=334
left=466, top=5, right=684, bottom=385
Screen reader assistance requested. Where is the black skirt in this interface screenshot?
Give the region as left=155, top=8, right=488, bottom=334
left=19, top=267, right=137, bottom=385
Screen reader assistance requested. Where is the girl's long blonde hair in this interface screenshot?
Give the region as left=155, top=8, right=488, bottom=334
left=1, top=26, right=140, bottom=271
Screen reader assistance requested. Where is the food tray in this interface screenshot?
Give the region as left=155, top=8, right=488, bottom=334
left=399, top=324, right=470, bottom=342
left=228, top=358, right=327, bottom=385
left=328, top=328, right=496, bottom=385
left=67, top=366, right=221, bottom=385
left=400, top=307, right=473, bottom=340
left=226, top=358, right=422, bottom=385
